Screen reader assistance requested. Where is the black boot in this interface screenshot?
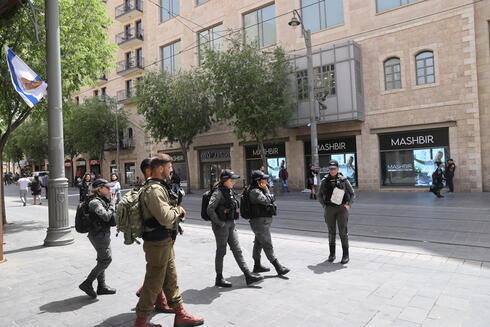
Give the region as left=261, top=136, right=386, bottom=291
left=340, top=247, right=349, bottom=264
left=310, top=193, right=313, bottom=199
left=215, top=273, right=232, bottom=288
left=253, top=258, right=270, bottom=273
left=97, top=273, right=116, bottom=295
left=328, top=244, right=336, bottom=262
left=314, top=194, right=317, bottom=200
left=244, top=270, right=263, bottom=285
left=79, top=280, right=97, bottom=299
left=272, top=259, right=290, bottom=276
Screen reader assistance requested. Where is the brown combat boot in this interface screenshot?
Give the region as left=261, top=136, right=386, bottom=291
left=173, top=305, right=204, bottom=327
left=155, top=291, right=175, bottom=314
left=133, top=316, right=162, bottom=327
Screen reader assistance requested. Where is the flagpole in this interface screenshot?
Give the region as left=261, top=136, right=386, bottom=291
left=43, top=0, right=74, bottom=246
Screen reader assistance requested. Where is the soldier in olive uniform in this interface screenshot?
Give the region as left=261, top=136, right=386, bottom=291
left=79, top=179, right=117, bottom=298
left=207, top=169, right=263, bottom=287
left=318, top=160, right=355, bottom=264
left=248, top=170, right=289, bottom=275
left=134, top=154, right=203, bottom=327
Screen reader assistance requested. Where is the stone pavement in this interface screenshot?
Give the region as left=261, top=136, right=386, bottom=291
left=1, top=191, right=490, bottom=326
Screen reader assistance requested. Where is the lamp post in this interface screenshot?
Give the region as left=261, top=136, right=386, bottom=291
left=43, top=0, right=74, bottom=246
left=289, top=10, right=319, bottom=169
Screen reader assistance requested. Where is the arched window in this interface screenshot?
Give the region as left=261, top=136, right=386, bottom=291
left=384, top=57, right=401, bottom=90
left=415, top=51, right=435, bottom=85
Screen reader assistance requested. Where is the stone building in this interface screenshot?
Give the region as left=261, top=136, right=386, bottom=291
left=74, top=0, right=490, bottom=191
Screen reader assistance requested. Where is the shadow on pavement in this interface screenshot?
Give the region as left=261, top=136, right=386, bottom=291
left=4, top=244, right=44, bottom=255
left=182, top=275, right=262, bottom=305
left=307, top=260, right=347, bottom=274
left=93, top=312, right=137, bottom=327
left=39, top=295, right=98, bottom=313
left=3, top=221, right=46, bottom=234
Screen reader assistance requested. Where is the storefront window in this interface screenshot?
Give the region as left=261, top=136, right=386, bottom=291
left=245, top=143, right=286, bottom=185
left=124, top=162, right=136, bottom=185
left=379, top=128, right=449, bottom=187
left=199, top=148, right=231, bottom=188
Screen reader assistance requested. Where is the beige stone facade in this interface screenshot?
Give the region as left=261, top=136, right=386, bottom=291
left=74, top=0, right=489, bottom=191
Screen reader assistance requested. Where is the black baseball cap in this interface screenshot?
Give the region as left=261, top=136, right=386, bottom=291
left=251, top=170, right=270, bottom=180
left=328, top=160, right=339, bottom=169
left=92, top=178, right=111, bottom=189
left=220, top=169, right=240, bottom=180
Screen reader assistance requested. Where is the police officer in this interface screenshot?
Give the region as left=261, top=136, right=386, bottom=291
left=79, top=178, right=117, bottom=298
left=134, top=154, right=203, bottom=327
left=248, top=170, right=289, bottom=275
left=318, top=160, right=355, bottom=264
left=207, top=169, right=263, bottom=288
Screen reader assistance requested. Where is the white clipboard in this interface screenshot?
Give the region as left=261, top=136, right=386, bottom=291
left=330, top=187, right=345, bottom=205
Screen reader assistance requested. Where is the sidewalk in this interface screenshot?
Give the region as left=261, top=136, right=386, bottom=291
left=1, top=193, right=490, bottom=327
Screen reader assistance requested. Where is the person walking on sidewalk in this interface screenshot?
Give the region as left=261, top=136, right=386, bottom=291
left=16, top=174, right=30, bottom=206
left=30, top=175, right=42, bottom=205
left=76, top=173, right=92, bottom=203
left=279, top=160, right=289, bottom=193
left=207, top=169, right=263, bottom=288
left=134, top=154, right=204, bottom=327
left=307, top=165, right=319, bottom=200
left=445, top=159, right=456, bottom=193
left=318, top=160, right=355, bottom=264
left=430, top=162, right=445, bottom=198
left=41, top=174, right=49, bottom=200
left=248, top=170, right=290, bottom=276
left=79, top=179, right=117, bottom=299
left=108, top=173, right=122, bottom=206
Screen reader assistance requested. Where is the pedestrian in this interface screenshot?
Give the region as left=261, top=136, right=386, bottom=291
left=134, top=154, right=204, bottom=327
left=279, top=160, right=289, bottom=192
left=4, top=172, right=8, bottom=185
left=30, top=175, right=42, bottom=205
left=79, top=178, right=117, bottom=299
left=76, top=173, right=92, bottom=202
left=445, top=159, right=456, bottom=193
left=307, top=165, right=319, bottom=200
left=207, top=169, right=263, bottom=288
left=16, top=174, right=30, bottom=207
left=430, top=161, right=445, bottom=198
left=170, top=170, right=181, bottom=193
left=248, top=170, right=290, bottom=276
left=41, top=174, right=49, bottom=199
left=318, top=160, right=355, bottom=264
left=108, top=173, right=122, bottom=205
left=90, top=171, right=96, bottom=181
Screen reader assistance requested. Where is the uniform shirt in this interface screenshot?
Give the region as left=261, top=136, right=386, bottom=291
left=249, top=187, right=276, bottom=218
left=17, top=178, right=30, bottom=191
left=88, top=194, right=116, bottom=234
left=207, top=185, right=239, bottom=227
left=318, top=174, right=355, bottom=207
left=141, top=179, right=184, bottom=230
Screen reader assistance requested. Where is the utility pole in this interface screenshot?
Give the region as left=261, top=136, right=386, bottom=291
left=43, top=0, right=74, bottom=247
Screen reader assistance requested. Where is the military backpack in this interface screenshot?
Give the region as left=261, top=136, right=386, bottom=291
left=74, top=198, right=92, bottom=233
left=116, top=185, right=146, bottom=245
left=239, top=186, right=252, bottom=220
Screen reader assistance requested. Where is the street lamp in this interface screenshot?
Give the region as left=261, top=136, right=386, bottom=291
left=289, top=9, right=320, bottom=169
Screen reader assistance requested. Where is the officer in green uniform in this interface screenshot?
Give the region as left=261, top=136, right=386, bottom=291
left=134, top=154, right=204, bottom=327
left=318, top=160, right=355, bottom=264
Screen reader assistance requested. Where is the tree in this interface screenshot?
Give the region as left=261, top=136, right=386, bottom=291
left=3, top=132, right=24, bottom=171
left=62, top=101, right=81, bottom=185
left=0, top=0, right=115, bottom=227
left=203, top=37, right=293, bottom=167
left=14, top=119, right=49, bottom=168
left=136, top=70, right=214, bottom=193
left=69, top=97, right=128, bottom=175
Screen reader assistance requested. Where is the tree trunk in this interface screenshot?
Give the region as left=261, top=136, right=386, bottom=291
left=180, top=143, right=191, bottom=194
left=0, top=151, right=5, bottom=262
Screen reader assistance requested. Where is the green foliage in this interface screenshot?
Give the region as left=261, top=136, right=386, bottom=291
left=13, top=119, right=48, bottom=166
left=69, top=97, right=128, bottom=161
left=136, top=69, right=214, bottom=192
left=202, top=36, right=294, bottom=149
left=3, top=132, right=23, bottom=164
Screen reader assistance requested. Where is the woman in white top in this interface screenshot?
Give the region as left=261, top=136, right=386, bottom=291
left=108, top=173, right=121, bottom=205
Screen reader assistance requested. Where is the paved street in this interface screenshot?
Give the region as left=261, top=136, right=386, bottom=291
left=1, top=184, right=490, bottom=326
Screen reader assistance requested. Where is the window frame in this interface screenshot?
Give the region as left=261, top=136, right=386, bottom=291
left=296, top=64, right=336, bottom=102
left=242, top=3, right=277, bottom=49
left=161, top=40, right=181, bottom=75
left=300, top=0, right=344, bottom=33
left=383, top=57, right=402, bottom=91
left=197, top=23, right=224, bottom=65
left=415, top=51, right=435, bottom=86
left=376, top=0, right=422, bottom=14
left=160, top=0, right=179, bottom=23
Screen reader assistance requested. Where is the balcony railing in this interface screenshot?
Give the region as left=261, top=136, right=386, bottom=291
left=104, top=138, right=135, bottom=151
left=116, top=56, right=144, bottom=75
left=116, top=27, right=143, bottom=47
left=116, top=88, right=135, bottom=103
left=115, top=0, right=143, bottom=20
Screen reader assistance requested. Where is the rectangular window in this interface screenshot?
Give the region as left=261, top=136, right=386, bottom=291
left=198, top=24, right=224, bottom=64
left=93, top=90, right=99, bottom=97
left=296, top=64, right=336, bottom=101
left=160, top=0, right=179, bottom=22
left=376, top=0, right=420, bottom=13
left=302, top=0, right=344, bottom=33
left=244, top=4, right=276, bottom=48
left=196, top=0, right=208, bottom=4
left=135, top=20, right=142, bottom=38
left=135, top=48, right=143, bottom=67
left=162, top=41, right=181, bottom=75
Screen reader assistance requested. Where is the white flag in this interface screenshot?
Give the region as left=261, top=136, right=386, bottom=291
left=4, top=45, right=48, bottom=108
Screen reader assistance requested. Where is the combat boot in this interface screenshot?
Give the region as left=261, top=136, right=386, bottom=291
left=244, top=270, right=263, bottom=285
left=79, top=279, right=97, bottom=299
left=272, top=259, right=290, bottom=276
left=133, top=317, right=162, bottom=327
left=253, top=258, right=270, bottom=273
left=155, top=291, right=175, bottom=314
left=327, top=244, right=336, bottom=262
left=340, top=247, right=349, bottom=264
left=173, top=305, right=204, bottom=327
left=215, top=273, right=232, bottom=288
left=96, top=273, right=116, bottom=295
